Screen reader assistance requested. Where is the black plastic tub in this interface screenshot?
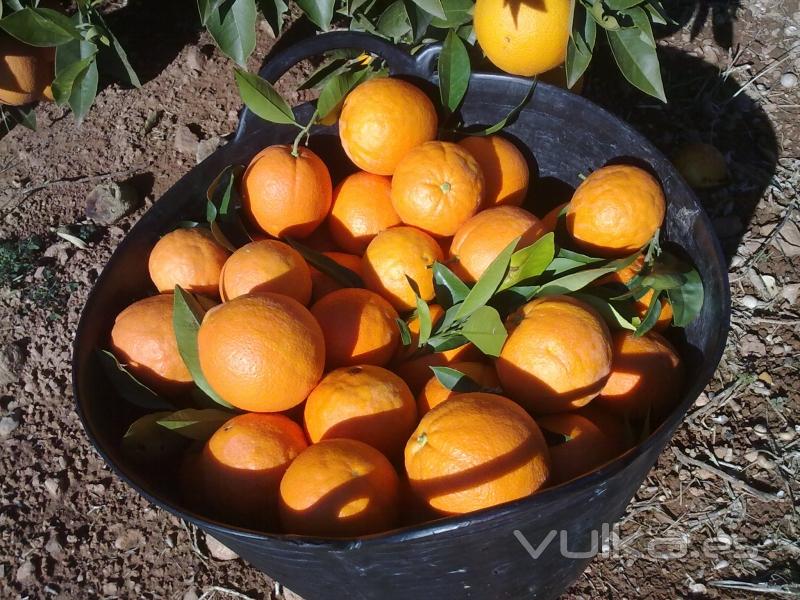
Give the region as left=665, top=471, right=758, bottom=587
left=72, top=32, right=730, bottom=600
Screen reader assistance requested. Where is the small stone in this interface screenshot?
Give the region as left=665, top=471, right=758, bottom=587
left=694, top=393, right=710, bottom=407
left=756, top=454, right=775, bottom=470
left=688, top=583, right=707, bottom=594
left=773, top=221, right=800, bottom=257
left=283, top=588, right=305, bottom=600
left=781, top=283, right=800, bottom=305
left=183, top=589, right=199, bottom=600
left=713, top=447, right=728, bottom=459
left=0, top=416, right=19, bottom=437
left=15, top=560, right=34, bottom=584
left=102, top=582, right=119, bottom=596
left=739, top=295, right=759, bottom=309
left=196, top=136, right=222, bottom=164
left=186, top=46, right=207, bottom=72
left=45, top=537, right=63, bottom=559
left=204, top=534, right=238, bottom=561
left=0, top=341, right=26, bottom=385
left=85, top=181, right=139, bottom=225
left=754, top=424, right=768, bottom=435
left=44, top=478, right=60, bottom=497
left=777, top=430, right=795, bottom=442
left=175, top=125, right=200, bottom=155
left=715, top=560, right=729, bottom=570
left=780, top=72, right=798, bottom=89
left=758, top=372, right=773, bottom=385
left=744, top=450, right=759, bottom=463
left=114, top=529, right=143, bottom=551
left=740, top=334, right=766, bottom=355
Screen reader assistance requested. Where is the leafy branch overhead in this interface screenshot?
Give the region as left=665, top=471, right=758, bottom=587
left=203, top=0, right=670, bottom=102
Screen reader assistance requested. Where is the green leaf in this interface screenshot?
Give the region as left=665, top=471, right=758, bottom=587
left=455, top=237, right=519, bottom=320
left=90, top=9, right=141, bottom=88
left=198, top=0, right=227, bottom=25
left=640, top=271, right=685, bottom=291
left=572, top=293, right=636, bottom=331
left=634, top=289, right=662, bottom=336
left=397, top=318, right=412, bottom=345
left=296, top=0, right=335, bottom=29
left=430, top=366, right=481, bottom=392
left=298, top=57, right=349, bottom=90
left=408, top=0, right=445, bottom=20
left=233, top=67, right=297, bottom=125
left=156, top=408, right=233, bottom=441
left=206, top=0, right=257, bottom=66
left=121, top=412, right=188, bottom=464
left=284, top=237, right=365, bottom=288
left=52, top=45, right=97, bottom=106
left=666, top=267, right=704, bottom=327
left=67, top=57, right=98, bottom=124
left=606, top=0, right=644, bottom=9
left=257, top=0, right=289, bottom=34
left=317, top=67, right=368, bottom=120
left=535, top=264, right=620, bottom=297
left=606, top=19, right=666, bottom=102
left=566, top=4, right=596, bottom=88
left=413, top=292, right=433, bottom=346
left=432, top=261, right=470, bottom=308
left=438, top=28, right=470, bottom=113
left=96, top=349, right=175, bottom=411
left=172, top=286, right=236, bottom=409
left=460, top=305, right=507, bottom=357
left=407, top=1, right=435, bottom=42
left=460, top=80, right=536, bottom=136
left=430, top=0, right=473, bottom=28
left=427, top=333, right=469, bottom=353
left=500, top=233, right=555, bottom=291
left=3, top=105, right=36, bottom=131
left=0, top=7, right=80, bottom=46
left=377, top=0, right=412, bottom=42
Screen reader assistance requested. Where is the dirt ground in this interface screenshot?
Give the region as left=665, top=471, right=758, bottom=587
left=1, top=1, right=798, bottom=599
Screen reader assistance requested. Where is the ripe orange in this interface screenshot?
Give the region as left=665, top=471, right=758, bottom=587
left=310, top=288, right=400, bottom=369
left=566, top=165, right=665, bottom=257
left=0, top=35, right=54, bottom=105
left=391, top=141, right=484, bottom=237
left=672, top=142, right=729, bottom=189
left=197, top=293, right=325, bottom=412
left=198, top=413, right=308, bottom=528
left=338, top=77, right=438, bottom=175
left=110, top=294, right=192, bottom=397
left=304, top=365, right=417, bottom=460
left=279, top=439, right=400, bottom=537
left=328, top=171, right=401, bottom=254
left=417, top=361, right=501, bottom=416
left=596, top=330, right=685, bottom=420
left=241, top=145, right=332, bottom=238
left=540, top=202, right=567, bottom=232
left=393, top=304, right=480, bottom=393
left=309, top=251, right=365, bottom=301
left=496, top=296, right=613, bottom=413
left=536, top=413, right=621, bottom=485
left=599, top=254, right=673, bottom=330
left=458, top=136, right=530, bottom=207
left=219, top=239, right=312, bottom=304
left=148, top=227, right=230, bottom=299
left=405, top=392, right=550, bottom=515
left=474, top=0, right=571, bottom=77
left=449, top=206, right=546, bottom=283
left=362, top=226, right=443, bottom=311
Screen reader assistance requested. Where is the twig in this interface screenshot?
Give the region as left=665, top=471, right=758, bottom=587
left=708, top=580, right=800, bottom=596
left=731, top=45, right=800, bottom=99
left=198, top=586, right=257, bottom=600
left=672, top=448, right=784, bottom=502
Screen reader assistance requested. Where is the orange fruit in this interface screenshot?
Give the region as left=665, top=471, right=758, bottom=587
left=241, top=144, right=332, bottom=238
left=219, top=239, right=312, bottom=304
left=310, top=251, right=365, bottom=301
left=362, top=226, right=443, bottom=311
left=198, top=413, right=308, bottom=528
left=338, top=77, right=438, bottom=176
left=458, top=136, right=530, bottom=207
left=596, top=330, right=685, bottom=420
left=405, top=392, right=550, bottom=514
left=304, top=365, right=417, bottom=459
left=672, top=142, right=728, bottom=189
left=148, top=228, right=230, bottom=299
left=417, top=361, right=501, bottom=416
left=474, top=0, right=571, bottom=77
left=541, top=202, right=567, bottom=232
left=197, top=293, right=325, bottom=412
left=391, top=141, right=484, bottom=237
left=110, top=294, right=192, bottom=397
left=310, top=288, right=400, bottom=369
left=536, top=413, right=621, bottom=485
left=279, top=438, right=400, bottom=537
left=496, top=295, right=612, bottom=413
left=328, top=171, right=401, bottom=254
left=449, top=206, right=546, bottom=283
left=393, top=304, right=480, bottom=393
left=566, top=165, right=665, bottom=257
left=599, top=254, right=673, bottom=330
left=0, top=35, right=54, bottom=105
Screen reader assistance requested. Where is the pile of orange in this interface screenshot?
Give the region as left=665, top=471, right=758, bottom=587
left=110, top=76, right=686, bottom=538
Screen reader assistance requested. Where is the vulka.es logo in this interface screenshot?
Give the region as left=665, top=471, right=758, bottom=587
left=513, top=524, right=758, bottom=561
